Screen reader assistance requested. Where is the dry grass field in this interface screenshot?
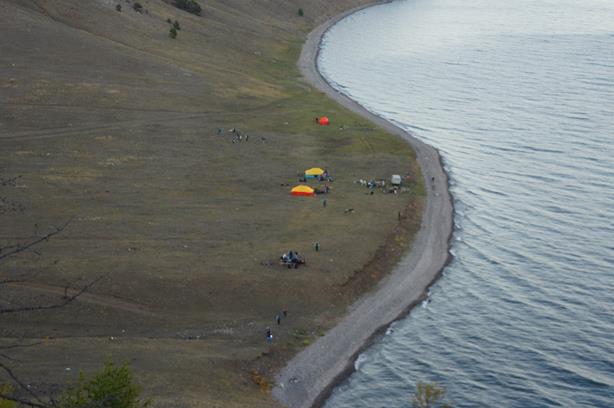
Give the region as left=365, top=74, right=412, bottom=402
left=0, top=0, right=425, bottom=406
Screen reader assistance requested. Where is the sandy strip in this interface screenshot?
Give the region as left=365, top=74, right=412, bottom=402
left=272, top=2, right=454, bottom=407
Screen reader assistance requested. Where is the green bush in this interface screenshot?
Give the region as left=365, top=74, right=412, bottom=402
left=169, top=26, right=178, bottom=39
left=411, top=383, right=453, bottom=408
left=58, top=361, right=149, bottom=408
left=298, top=8, right=304, bottom=17
left=174, top=0, right=202, bottom=16
left=0, top=384, right=16, bottom=408
left=173, top=20, right=181, bottom=30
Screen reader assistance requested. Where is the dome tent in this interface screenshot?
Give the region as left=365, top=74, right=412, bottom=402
left=291, top=185, right=315, bottom=197
left=305, top=167, right=325, bottom=179
left=318, top=116, right=330, bottom=126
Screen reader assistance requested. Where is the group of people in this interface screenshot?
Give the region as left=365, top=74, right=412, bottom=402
left=217, top=127, right=250, bottom=143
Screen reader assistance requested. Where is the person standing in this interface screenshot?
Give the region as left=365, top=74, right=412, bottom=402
left=266, top=327, right=272, bottom=343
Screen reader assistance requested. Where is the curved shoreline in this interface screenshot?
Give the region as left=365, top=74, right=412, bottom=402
left=272, top=2, right=455, bottom=408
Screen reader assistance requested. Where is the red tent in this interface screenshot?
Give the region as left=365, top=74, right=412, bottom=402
left=291, top=185, right=315, bottom=197
left=319, top=116, right=330, bottom=126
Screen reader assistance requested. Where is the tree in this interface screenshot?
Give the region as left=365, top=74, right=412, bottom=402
left=411, top=383, right=453, bottom=408
left=58, top=361, right=149, bottom=408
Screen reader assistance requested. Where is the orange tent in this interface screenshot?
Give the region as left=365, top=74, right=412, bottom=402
left=319, top=116, right=330, bottom=126
left=291, top=185, right=315, bottom=197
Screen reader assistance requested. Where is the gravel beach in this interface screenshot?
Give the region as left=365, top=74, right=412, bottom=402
left=272, top=3, right=455, bottom=407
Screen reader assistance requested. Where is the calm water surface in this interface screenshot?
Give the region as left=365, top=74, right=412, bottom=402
left=319, top=0, right=614, bottom=406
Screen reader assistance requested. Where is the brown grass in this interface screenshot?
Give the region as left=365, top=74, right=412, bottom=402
left=0, top=0, right=425, bottom=406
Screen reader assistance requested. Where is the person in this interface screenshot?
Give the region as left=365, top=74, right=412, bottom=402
left=266, top=327, right=272, bottom=343
left=315, top=117, right=319, bottom=124
left=314, top=242, right=320, bottom=252
left=282, top=309, right=287, bottom=317
left=323, top=199, right=327, bottom=208
left=276, top=314, right=281, bottom=325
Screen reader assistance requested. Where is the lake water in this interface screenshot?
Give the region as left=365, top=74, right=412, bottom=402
left=319, top=0, right=614, bottom=406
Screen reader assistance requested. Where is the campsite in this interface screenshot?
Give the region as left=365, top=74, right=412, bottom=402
left=0, top=1, right=425, bottom=406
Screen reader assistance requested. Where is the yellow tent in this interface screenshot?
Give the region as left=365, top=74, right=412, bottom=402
left=291, top=185, right=315, bottom=197
left=305, top=167, right=325, bottom=178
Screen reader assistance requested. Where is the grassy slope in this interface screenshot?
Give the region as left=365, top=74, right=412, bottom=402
left=0, top=0, right=425, bottom=406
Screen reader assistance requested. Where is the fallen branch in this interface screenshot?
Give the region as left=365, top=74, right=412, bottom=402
left=0, top=219, right=72, bottom=262
left=0, top=277, right=101, bottom=315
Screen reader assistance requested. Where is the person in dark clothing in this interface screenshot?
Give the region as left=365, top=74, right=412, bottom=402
left=266, top=327, right=273, bottom=342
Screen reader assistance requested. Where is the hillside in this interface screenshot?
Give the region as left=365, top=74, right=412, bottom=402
left=0, top=0, right=424, bottom=406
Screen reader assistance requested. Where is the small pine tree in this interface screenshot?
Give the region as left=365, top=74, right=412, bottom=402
left=58, top=361, right=149, bottom=408
left=169, top=26, right=178, bottom=39
left=115, top=4, right=122, bottom=12
left=411, top=383, right=453, bottom=408
left=298, top=8, right=304, bottom=17
left=173, top=20, right=181, bottom=30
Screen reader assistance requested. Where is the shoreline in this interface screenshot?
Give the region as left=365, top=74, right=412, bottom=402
left=272, top=2, right=455, bottom=408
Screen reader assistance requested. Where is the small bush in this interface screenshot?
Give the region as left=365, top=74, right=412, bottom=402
left=133, top=2, right=143, bottom=12
left=0, top=384, right=17, bottom=408
left=166, top=18, right=172, bottom=23
left=298, top=8, right=304, bottom=17
left=173, top=20, right=181, bottom=30
left=58, top=361, right=149, bottom=408
left=169, top=26, right=178, bottom=39
left=174, top=0, right=202, bottom=16
left=115, top=4, right=122, bottom=12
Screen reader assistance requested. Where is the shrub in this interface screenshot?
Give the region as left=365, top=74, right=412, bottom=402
left=169, top=26, right=178, bottom=39
left=166, top=18, right=172, bottom=23
left=0, top=384, right=16, bottom=408
left=173, top=0, right=202, bottom=16
left=115, top=4, right=122, bottom=12
left=298, top=8, right=304, bottom=17
left=58, top=361, right=149, bottom=408
left=173, top=20, right=181, bottom=30
left=132, top=2, right=143, bottom=13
